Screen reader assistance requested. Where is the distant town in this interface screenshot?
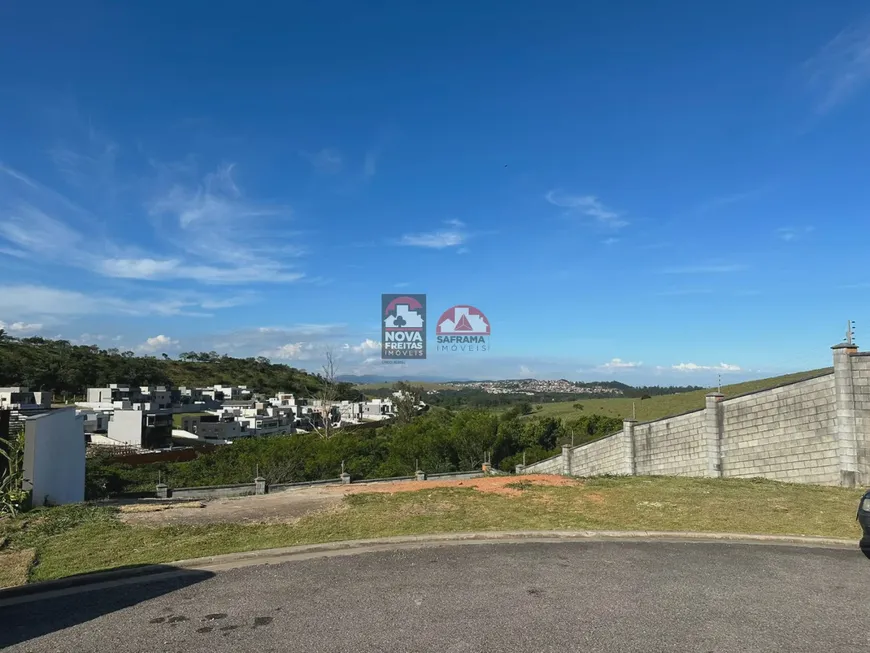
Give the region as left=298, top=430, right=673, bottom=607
left=1, top=384, right=423, bottom=452
left=444, top=379, right=625, bottom=396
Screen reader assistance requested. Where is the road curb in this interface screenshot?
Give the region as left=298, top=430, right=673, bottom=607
left=1, top=530, right=859, bottom=600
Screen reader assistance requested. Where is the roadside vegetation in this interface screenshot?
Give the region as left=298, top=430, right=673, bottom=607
left=0, top=476, right=863, bottom=585
left=86, top=409, right=624, bottom=497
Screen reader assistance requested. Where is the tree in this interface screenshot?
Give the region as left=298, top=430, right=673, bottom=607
left=393, top=381, right=423, bottom=425
left=312, top=348, right=339, bottom=439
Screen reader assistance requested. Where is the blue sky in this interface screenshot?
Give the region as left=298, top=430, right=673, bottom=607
left=2, top=0, right=870, bottom=384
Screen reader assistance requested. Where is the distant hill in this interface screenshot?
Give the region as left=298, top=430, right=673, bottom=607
left=337, top=374, right=471, bottom=384
left=0, top=334, right=347, bottom=399
left=530, top=368, right=834, bottom=422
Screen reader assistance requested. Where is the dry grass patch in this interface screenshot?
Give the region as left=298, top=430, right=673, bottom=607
left=0, top=549, right=36, bottom=588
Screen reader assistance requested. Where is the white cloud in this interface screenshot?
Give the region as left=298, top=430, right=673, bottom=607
left=545, top=191, right=628, bottom=228
left=518, top=365, right=534, bottom=376
left=659, top=263, right=747, bottom=274
left=301, top=148, right=343, bottom=174
left=348, top=338, right=380, bottom=354
left=148, top=163, right=304, bottom=284
left=0, top=320, right=43, bottom=334
left=398, top=221, right=468, bottom=249
left=776, top=226, right=814, bottom=242
left=804, top=19, right=870, bottom=113
left=599, top=358, right=642, bottom=369
left=137, top=334, right=179, bottom=353
left=0, top=284, right=231, bottom=322
left=602, top=237, right=619, bottom=245
left=263, top=342, right=321, bottom=360
left=669, top=362, right=742, bottom=373
left=0, top=159, right=306, bottom=286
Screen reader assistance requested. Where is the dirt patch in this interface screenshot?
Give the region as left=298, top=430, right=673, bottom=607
left=120, top=488, right=342, bottom=525
left=340, top=474, right=579, bottom=497
left=118, top=503, right=206, bottom=514
left=118, top=475, right=579, bottom=525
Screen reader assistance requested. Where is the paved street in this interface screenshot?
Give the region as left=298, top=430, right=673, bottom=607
left=2, top=540, right=869, bottom=652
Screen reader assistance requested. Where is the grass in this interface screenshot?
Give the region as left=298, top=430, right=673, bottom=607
left=0, top=549, right=35, bottom=588
left=532, top=368, right=832, bottom=422
left=172, top=412, right=211, bottom=428
left=0, top=476, right=862, bottom=585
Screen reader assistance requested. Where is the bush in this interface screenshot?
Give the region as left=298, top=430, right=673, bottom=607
left=84, top=411, right=621, bottom=495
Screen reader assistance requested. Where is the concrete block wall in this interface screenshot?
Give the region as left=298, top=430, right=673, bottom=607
left=523, top=452, right=564, bottom=475
left=518, top=336, right=870, bottom=487
left=633, top=410, right=706, bottom=476
left=848, top=353, right=870, bottom=485
left=571, top=430, right=631, bottom=476
left=721, top=374, right=839, bottom=485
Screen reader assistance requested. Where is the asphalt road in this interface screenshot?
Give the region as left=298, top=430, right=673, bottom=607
left=2, top=540, right=869, bottom=652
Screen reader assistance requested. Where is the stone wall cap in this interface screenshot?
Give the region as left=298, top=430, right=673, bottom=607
left=831, top=343, right=859, bottom=350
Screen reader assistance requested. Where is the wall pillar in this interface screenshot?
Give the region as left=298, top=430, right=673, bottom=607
left=156, top=483, right=169, bottom=499
left=415, top=470, right=426, bottom=481
left=833, top=343, right=859, bottom=487
left=561, top=444, right=573, bottom=476
left=622, top=419, right=637, bottom=475
left=514, top=464, right=526, bottom=475
left=704, top=393, right=724, bottom=478
left=340, top=472, right=351, bottom=484
left=254, top=477, right=266, bottom=495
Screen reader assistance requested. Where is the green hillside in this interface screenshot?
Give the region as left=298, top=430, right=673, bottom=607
left=530, top=368, right=833, bottom=422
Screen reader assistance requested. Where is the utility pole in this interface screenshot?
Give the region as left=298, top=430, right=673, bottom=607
left=717, top=374, right=721, bottom=394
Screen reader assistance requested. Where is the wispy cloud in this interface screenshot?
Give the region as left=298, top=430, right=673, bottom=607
left=598, top=358, right=642, bottom=369
left=691, top=186, right=770, bottom=216
left=667, top=362, right=742, bottom=373
left=0, top=284, right=235, bottom=322
left=804, top=18, right=870, bottom=113
left=0, top=160, right=306, bottom=285
left=363, top=148, right=379, bottom=179
left=659, top=263, right=748, bottom=274
left=776, top=226, right=814, bottom=242
left=397, top=220, right=468, bottom=249
left=136, top=334, right=180, bottom=353
left=653, top=288, right=715, bottom=297
left=602, top=237, right=619, bottom=246
left=545, top=191, right=628, bottom=228
left=300, top=148, right=343, bottom=174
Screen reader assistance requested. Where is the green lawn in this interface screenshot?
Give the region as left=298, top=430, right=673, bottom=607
left=0, top=475, right=861, bottom=585
left=531, top=368, right=833, bottom=422
left=171, top=412, right=211, bottom=428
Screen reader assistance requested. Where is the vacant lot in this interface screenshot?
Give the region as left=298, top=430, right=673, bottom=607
left=533, top=368, right=832, bottom=422
left=0, top=475, right=862, bottom=586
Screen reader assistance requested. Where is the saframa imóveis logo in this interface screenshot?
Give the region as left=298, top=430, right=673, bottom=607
left=436, top=305, right=489, bottom=352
